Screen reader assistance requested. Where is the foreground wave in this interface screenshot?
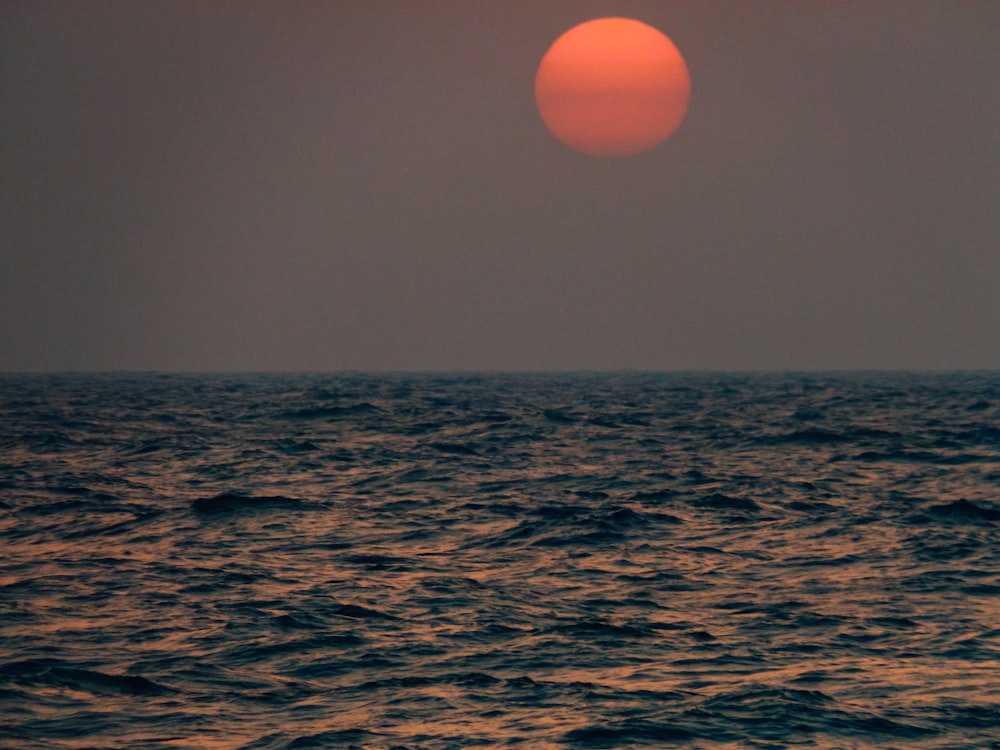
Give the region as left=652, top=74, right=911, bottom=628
left=1, top=372, right=998, bottom=749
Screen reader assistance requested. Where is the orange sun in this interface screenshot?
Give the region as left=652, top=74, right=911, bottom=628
left=535, top=17, right=691, bottom=157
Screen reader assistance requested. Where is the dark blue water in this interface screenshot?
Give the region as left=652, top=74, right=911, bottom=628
left=1, top=372, right=998, bottom=749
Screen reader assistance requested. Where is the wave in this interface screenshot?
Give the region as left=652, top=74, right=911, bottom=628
left=0, top=660, right=173, bottom=696
left=191, top=492, right=322, bottom=516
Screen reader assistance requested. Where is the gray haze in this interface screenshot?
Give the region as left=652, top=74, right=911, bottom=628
left=2, top=1, right=998, bottom=371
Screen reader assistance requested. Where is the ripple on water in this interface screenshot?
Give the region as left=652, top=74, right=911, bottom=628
left=1, top=372, right=999, bottom=749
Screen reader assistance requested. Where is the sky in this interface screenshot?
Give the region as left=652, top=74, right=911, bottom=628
left=2, top=1, right=998, bottom=372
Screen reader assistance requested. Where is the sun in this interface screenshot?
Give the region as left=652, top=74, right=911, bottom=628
left=535, top=17, right=691, bottom=157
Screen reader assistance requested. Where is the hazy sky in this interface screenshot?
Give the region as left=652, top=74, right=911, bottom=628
left=2, top=1, right=998, bottom=371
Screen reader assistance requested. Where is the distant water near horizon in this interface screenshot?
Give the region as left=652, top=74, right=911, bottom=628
left=1, top=372, right=998, bottom=749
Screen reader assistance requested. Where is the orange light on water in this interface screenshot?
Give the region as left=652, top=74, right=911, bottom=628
left=535, top=17, right=691, bottom=157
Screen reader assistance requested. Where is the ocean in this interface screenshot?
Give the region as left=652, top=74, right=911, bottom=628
left=1, top=372, right=998, bottom=749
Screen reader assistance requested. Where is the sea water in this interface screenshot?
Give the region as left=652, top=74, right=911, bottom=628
left=1, top=372, right=998, bottom=749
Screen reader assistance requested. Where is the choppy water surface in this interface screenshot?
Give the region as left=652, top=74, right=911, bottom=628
left=1, top=372, right=998, bottom=749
